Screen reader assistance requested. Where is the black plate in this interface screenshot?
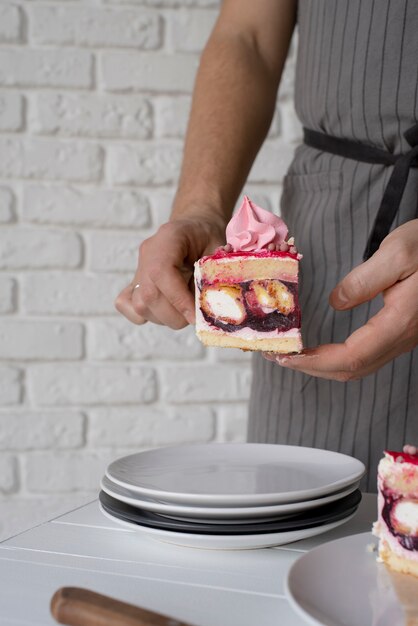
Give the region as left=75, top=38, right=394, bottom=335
left=99, top=489, right=362, bottom=536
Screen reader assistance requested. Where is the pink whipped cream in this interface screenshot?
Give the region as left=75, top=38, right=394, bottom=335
left=226, top=196, right=288, bottom=252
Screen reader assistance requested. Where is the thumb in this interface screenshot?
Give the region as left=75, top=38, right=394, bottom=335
left=330, top=249, right=402, bottom=310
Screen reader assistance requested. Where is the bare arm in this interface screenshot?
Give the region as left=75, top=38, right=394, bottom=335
left=173, top=0, right=297, bottom=222
left=116, top=0, right=297, bottom=329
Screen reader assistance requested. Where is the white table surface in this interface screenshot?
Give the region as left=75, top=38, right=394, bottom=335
left=0, top=493, right=376, bottom=626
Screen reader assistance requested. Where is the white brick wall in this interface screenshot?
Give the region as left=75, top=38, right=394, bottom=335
left=0, top=367, right=23, bottom=405
left=0, top=0, right=302, bottom=541
left=28, top=364, right=157, bottom=405
left=0, top=454, right=19, bottom=494
left=0, top=277, right=16, bottom=313
left=22, top=273, right=129, bottom=315
left=0, top=49, right=94, bottom=88
left=29, top=6, right=162, bottom=49
left=22, top=185, right=151, bottom=228
left=0, top=321, right=84, bottom=360
left=88, top=406, right=215, bottom=447
left=154, top=96, right=191, bottom=138
left=30, top=94, right=153, bottom=139
left=0, top=187, right=15, bottom=223
left=101, top=51, right=199, bottom=92
left=87, top=319, right=204, bottom=360
left=0, top=5, right=22, bottom=44
left=0, top=228, right=82, bottom=269
left=0, top=138, right=104, bottom=181
left=0, top=411, right=85, bottom=450
left=0, top=93, right=24, bottom=132
left=167, top=9, right=217, bottom=52
left=107, top=142, right=183, bottom=185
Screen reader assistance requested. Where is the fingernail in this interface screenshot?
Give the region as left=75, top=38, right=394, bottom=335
left=334, top=287, right=349, bottom=307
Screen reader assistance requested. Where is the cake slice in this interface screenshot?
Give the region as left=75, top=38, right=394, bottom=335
left=373, top=448, right=418, bottom=577
left=194, top=196, right=302, bottom=353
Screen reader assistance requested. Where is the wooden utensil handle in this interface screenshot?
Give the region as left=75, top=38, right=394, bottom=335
left=51, top=587, right=195, bottom=626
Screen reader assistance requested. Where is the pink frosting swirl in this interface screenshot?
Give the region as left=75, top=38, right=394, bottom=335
left=226, top=196, right=288, bottom=252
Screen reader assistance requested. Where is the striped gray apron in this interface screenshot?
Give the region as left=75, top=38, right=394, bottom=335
left=248, top=0, right=418, bottom=492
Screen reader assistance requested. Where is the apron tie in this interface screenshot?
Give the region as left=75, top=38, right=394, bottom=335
left=303, top=123, right=418, bottom=260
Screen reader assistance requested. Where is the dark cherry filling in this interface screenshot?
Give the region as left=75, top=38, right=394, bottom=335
left=200, top=280, right=301, bottom=333
left=381, top=489, right=418, bottom=551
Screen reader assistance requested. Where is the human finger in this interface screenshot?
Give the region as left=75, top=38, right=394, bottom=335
left=131, top=278, right=190, bottom=330
left=136, top=228, right=196, bottom=326
left=331, top=223, right=418, bottom=311
left=115, top=284, right=156, bottom=325
left=115, top=283, right=173, bottom=325
left=140, top=234, right=196, bottom=324
left=152, top=265, right=195, bottom=325
left=330, top=253, right=401, bottom=311
left=269, top=305, right=404, bottom=376
left=273, top=342, right=405, bottom=381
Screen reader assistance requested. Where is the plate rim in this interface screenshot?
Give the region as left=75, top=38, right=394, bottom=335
left=285, top=532, right=389, bottom=626
left=99, top=503, right=357, bottom=550
left=105, top=443, right=365, bottom=506
left=101, top=474, right=361, bottom=520
left=99, top=489, right=361, bottom=535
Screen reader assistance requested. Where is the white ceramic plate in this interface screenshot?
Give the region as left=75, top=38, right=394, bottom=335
left=106, top=444, right=365, bottom=506
left=99, top=504, right=356, bottom=550
left=101, top=475, right=360, bottom=522
left=286, top=532, right=406, bottom=625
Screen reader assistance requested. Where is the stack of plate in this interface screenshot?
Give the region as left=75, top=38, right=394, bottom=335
left=99, top=443, right=365, bottom=550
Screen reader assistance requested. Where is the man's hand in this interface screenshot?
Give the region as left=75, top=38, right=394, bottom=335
left=115, top=216, right=225, bottom=330
left=264, top=220, right=418, bottom=381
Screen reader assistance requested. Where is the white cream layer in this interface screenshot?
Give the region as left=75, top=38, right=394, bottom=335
left=204, top=289, right=243, bottom=322
left=394, top=501, right=418, bottom=534
left=195, top=305, right=300, bottom=338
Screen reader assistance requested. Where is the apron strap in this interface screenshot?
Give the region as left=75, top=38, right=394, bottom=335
left=303, top=124, right=418, bottom=260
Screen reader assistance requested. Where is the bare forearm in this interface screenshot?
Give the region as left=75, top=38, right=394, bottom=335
left=171, top=1, right=296, bottom=226
left=173, top=36, right=278, bottom=222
